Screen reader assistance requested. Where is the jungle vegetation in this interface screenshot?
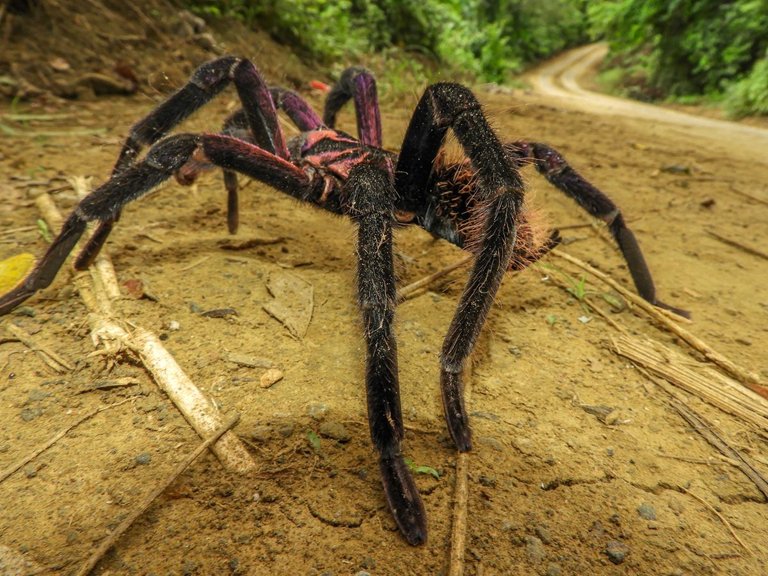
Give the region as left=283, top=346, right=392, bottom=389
left=187, top=0, right=768, bottom=117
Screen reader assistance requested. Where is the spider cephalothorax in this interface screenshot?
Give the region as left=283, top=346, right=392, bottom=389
left=0, top=58, right=686, bottom=546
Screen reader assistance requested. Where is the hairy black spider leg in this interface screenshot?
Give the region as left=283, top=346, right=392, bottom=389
left=0, top=135, right=200, bottom=314
left=324, top=67, right=382, bottom=148
left=0, top=133, right=318, bottom=316
left=232, top=59, right=289, bottom=160
left=0, top=214, right=86, bottom=316
left=200, top=135, right=314, bottom=200
left=114, top=56, right=241, bottom=175
left=79, top=57, right=301, bottom=263
left=396, top=83, right=524, bottom=452
left=78, top=56, right=243, bottom=265
left=508, top=141, right=689, bottom=318
left=346, top=163, right=427, bottom=546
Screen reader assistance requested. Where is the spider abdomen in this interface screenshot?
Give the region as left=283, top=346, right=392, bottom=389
left=420, top=159, right=556, bottom=270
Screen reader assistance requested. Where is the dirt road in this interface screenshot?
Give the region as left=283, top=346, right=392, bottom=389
left=0, top=39, right=766, bottom=576
left=527, top=43, right=768, bottom=163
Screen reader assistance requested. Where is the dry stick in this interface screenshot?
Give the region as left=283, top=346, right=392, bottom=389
left=35, top=191, right=256, bottom=473
left=0, top=224, right=36, bottom=237
left=397, top=254, right=474, bottom=303
left=633, top=364, right=765, bottom=553
left=4, top=322, right=74, bottom=372
left=546, top=252, right=765, bottom=547
left=128, top=326, right=256, bottom=472
left=448, top=362, right=473, bottom=576
left=75, top=413, right=241, bottom=576
left=179, top=255, right=212, bottom=272
left=729, top=185, right=768, bottom=207
left=639, top=368, right=768, bottom=501
left=549, top=248, right=763, bottom=388
left=68, top=176, right=121, bottom=301
left=553, top=222, right=594, bottom=231
left=706, top=229, right=768, bottom=261
left=682, top=487, right=752, bottom=555
left=613, top=335, right=768, bottom=431
left=0, top=399, right=131, bottom=484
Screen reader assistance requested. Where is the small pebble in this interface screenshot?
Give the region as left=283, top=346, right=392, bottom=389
left=546, top=563, right=562, bottom=576
left=16, top=306, right=36, bottom=317
left=250, top=425, right=272, bottom=442
left=217, top=484, right=234, bottom=498
left=307, top=402, right=329, bottom=419
left=479, top=475, right=497, bottom=488
left=181, top=559, right=199, bottom=575
left=135, top=452, right=151, bottom=465
left=477, top=436, right=504, bottom=451
left=277, top=422, right=295, bottom=438
left=605, top=540, right=629, bottom=564
left=637, top=502, right=657, bottom=520
left=525, top=535, right=547, bottom=562
left=319, top=421, right=351, bottom=443
left=201, top=307, right=238, bottom=318
left=20, top=407, right=43, bottom=422
left=259, top=368, right=284, bottom=388
left=27, top=389, right=50, bottom=402
left=535, top=525, right=552, bottom=544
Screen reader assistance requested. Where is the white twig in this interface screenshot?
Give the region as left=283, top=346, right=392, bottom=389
left=36, top=187, right=256, bottom=473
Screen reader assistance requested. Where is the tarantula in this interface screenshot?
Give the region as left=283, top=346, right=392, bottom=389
left=0, top=57, right=685, bottom=545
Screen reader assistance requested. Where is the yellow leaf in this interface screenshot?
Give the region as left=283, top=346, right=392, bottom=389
left=0, top=253, right=35, bottom=293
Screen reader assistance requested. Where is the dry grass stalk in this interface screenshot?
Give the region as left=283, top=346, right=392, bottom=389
left=682, top=487, right=752, bottom=554
left=4, top=322, right=74, bottom=372
left=550, top=248, right=763, bottom=388
left=612, top=335, right=768, bottom=433
left=636, top=366, right=768, bottom=500
left=35, top=188, right=256, bottom=473
left=706, top=229, right=768, bottom=261
left=75, top=413, right=241, bottom=576
left=0, top=399, right=131, bottom=484
left=397, top=254, right=474, bottom=303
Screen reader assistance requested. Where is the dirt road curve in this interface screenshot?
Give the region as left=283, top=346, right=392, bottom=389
left=526, top=43, right=768, bottom=164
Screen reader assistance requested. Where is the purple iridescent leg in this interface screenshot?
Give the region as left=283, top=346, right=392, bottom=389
left=324, top=67, right=382, bottom=148
left=0, top=133, right=316, bottom=315
left=78, top=57, right=290, bottom=263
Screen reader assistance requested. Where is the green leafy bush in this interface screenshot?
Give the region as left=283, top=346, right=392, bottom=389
left=185, top=0, right=590, bottom=81
left=588, top=0, right=768, bottom=115
left=725, top=57, right=768, bottom=117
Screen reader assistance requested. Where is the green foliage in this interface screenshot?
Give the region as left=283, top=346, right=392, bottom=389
left=306, top=430, right=321, bottom=452
left=588, top=0, right=768, bottom=115
left=724, top=57, right=768, bottom=117
left=403, top=457, right=440, bottom=479
left=184, top=0, right=590, bottom=81
left=36, top=219, right=52, bottom=243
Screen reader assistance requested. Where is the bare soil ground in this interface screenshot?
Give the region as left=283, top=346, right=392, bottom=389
left=1, top=4, right=767, bottom=576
